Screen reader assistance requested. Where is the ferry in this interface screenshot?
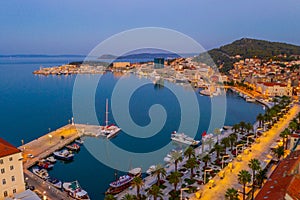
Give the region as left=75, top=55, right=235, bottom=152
left=63, top=181, right=90, bottom=200
left=66, top=143, right=80, bottom=151
left=53, top=149, right=74, bottom=161
left=171, top=131, right=200, bottom=146
left=48, top=177, right=62, bottom=189
left=32, top=167, right=49, bottom=180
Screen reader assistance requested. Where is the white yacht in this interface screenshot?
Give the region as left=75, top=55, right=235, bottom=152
left=171, top=131, right=200, bottom=146
left=32, top=167, right=49, bottom=180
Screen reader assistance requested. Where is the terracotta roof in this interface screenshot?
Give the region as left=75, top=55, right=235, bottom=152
left=286, top=175, right=300, bottom=199
left=290, top=134, right=300, bottom=138
left=261, top=82, right=287, bottom=87
left=0, top=138, right=21, bottom=158
left=255, top=150, right=300, bottom=200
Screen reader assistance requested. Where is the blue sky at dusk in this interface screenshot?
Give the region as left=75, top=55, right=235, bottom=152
left=1, top=0, right=300, bottom=55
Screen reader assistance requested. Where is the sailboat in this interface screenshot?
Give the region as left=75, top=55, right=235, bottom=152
left=101, top=99, right=121, bottom=139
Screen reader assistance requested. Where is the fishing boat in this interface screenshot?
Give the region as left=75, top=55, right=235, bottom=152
left=171, top=131, right=200, bottom=146
left=101, top=99, right=121, bottom=139
left=63, top=181, right=90, bottom=200
left=46, top=156, right=57, bottom=163
left=66, top=143, right=80, bottom=151
left=48, top=177, right=62, bottom=189
left=37, top=161, right=54, bottom=169
left=32, top=167, right=49, bottom=180
left=53, top=149, right=74, bottom=161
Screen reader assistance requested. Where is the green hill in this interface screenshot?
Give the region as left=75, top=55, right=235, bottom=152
left=194, top=38, right=300, bottom=73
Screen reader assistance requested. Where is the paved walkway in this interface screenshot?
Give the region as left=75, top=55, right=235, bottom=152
left=190, top=104, right=300, bottom=200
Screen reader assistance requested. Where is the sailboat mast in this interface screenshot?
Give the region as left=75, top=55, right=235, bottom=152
left=105, top=99, right=109, bottom=127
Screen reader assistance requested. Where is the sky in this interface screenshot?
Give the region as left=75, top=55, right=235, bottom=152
left=1, top=0, right=300, bottom=55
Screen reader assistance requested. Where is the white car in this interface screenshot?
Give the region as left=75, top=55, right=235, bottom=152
left=27, top=154, right=34, bottom=158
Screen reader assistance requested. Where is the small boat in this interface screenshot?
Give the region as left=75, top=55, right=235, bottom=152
left=32, top=167, right=49, bottom=180
left=106, top=175, right=134, bottom=195
left=171, top=131, right=200, bottom=146
left=246, top=97, right=256, bottom=102
left=37, top=161, right=54, bottom=169
left=63, top=181, right=90, bottom=200
left=53, top=149, right=74, bottom=161
left=101, top=99, right=121, bottom=139
left=46, top=156, right=57, bottom=163
left=48, top=177, right=62, bottom=189
left=146, top=165, right=155, bottom=175
left=66, top=143, right=80, bottom=151
left=128, top=167, right=142, bottom=177
left=75, top=139, right=84, bottom=145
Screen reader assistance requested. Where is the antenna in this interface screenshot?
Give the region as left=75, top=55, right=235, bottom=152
left=105, top=99, right=109, bottom=127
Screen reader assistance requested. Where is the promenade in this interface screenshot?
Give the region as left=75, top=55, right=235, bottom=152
left=190, top=103, right=300, bottom=200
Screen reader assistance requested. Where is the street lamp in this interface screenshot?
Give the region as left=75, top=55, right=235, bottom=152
left=180, top=188, right=189, bottom=200
left=204, top=169, right=213, bottom=184
left=48, top=134, right=52, bottom=144
left=222, top=155, right=230, bottom=169
left=43, top=191, right=47, bottom=200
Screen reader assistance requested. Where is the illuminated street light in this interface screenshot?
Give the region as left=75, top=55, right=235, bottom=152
left=222, top=155, right=230, bottom=169
left=48, top=134, right=52, bottom=144
left=235, top=144, right=243, bottom=156
left=180, top=188, right=189, bottom=200
left=204, top=169, right=213, bottom=184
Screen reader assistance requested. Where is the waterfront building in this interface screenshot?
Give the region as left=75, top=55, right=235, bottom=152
left=0, top=138, right=25, bottom=200
left=5, top=189, right=41, bottom=200
left=154, top=58, right=164, bottom=69
left=112, top=62, right=131, bottom=69
left=255, top=150, right=300, bottom=200
left=255, top=79, right=293, bottom=97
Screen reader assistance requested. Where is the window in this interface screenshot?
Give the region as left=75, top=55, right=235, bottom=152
left=0, top=159, right=3, bottom=164
left=3, top=191, right=7, bottom=197
left=11, top=176, right=15, bottom=182
left=2, top=179, right=6, bottom=185
left=10, top=165, right=14, bottom=170
left=9, top=157, right=13, bottom=161
left=13, top=189, right=16, bottom=194
left=1, top=168, right=4, bottom=174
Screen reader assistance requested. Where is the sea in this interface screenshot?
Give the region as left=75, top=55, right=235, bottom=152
left=0, top=56, right=264, bottom=199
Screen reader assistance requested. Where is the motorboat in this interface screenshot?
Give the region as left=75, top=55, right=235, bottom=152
left=32, top=167, right=49, bottom=180
left=63, top=181, right=90, bottom=200
left=46, top=156, right=57, bottom=163
left=171, top=131, right=200, bottom=146
left=53, top=149, right=74, bottom=161
left=48, top=177, right=62, bottom=189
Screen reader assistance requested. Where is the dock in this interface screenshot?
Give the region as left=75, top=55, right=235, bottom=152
left=19, top=123, right=106, bottom=200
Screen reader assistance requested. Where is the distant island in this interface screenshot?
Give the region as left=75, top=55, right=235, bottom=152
left=193, top=38, right=300, bottom=73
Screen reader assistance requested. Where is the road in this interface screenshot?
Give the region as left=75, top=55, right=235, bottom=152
left=190, top=104, right=300, bottom=200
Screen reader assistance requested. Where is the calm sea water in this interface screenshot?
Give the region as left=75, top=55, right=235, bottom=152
left=0, top=56, right=264, bottom=199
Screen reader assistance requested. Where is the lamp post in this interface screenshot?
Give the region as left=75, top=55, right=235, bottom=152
left=180, top=188, right=189, bottom=200
left=43, top=191, right=47, bottom=200
left=48, top=134, right=52, bottom=144
left=222, top=155, right=230, bottom=169
left=204, top=169, right=213, bottom=184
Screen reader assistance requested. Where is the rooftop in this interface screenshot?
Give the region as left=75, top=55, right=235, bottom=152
left=255, top=150, right=300, bottom=200
left=0, top=137, right=21, bottom=158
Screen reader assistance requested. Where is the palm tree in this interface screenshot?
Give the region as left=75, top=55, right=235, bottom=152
left=246, top=123, right=253, bottom=134
left=229, top=133, right=237, bottom=151
left=256, top=113, right=264, bottom=127
left=147, top=184, right=163, bottom=200
left=185, top=157, right=198, bottom=179
left=121, top=194, right=137, bottom=200
left=151, top=164, right=166, bottom=186
left=105, top=194, right=117, bottom=200
left=206, top=137, right=215, bottom=151
left=248, top=159, right=261, bottom=200
left=272, top=145, right=284, bottom=159
left=202, top=154, right=211, bottom=168
left=289, top=121, right=298, bottom=132
left=239, top=121, right=246, bottom=134
left=132, top=176, right=144, bottom=199
left=221, top=137, right=230, bottom=153
left=214, top=143, right=224, bottom=160
left=168, top=171, right=181, bottom=191
left=184, top=146, right=195, bottom=159
left=225, top=187, right=239, bottom=200
left=214, top=128, right=221, bottom=143
left=170, top=150, right=183, bottom=172
left=256, top=169, right=267, bottom=188
left=280, top=128, right=290, bottom=150
left=238, top=170, right=251, bottom=200
left=232, top=124, right=240, bottom=133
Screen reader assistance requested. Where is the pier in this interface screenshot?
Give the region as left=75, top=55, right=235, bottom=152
left=19, top=123, right=104, bottom=200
